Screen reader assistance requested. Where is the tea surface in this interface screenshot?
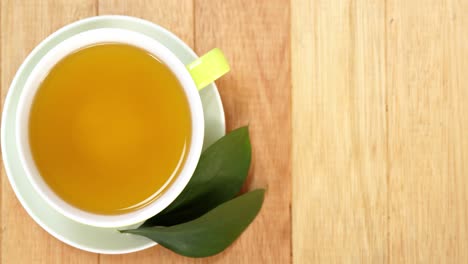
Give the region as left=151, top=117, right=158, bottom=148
left=29, top=43, right=191, bottom=215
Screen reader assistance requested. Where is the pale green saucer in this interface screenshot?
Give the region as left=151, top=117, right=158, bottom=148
left=0, top=16, right=225, bottom=254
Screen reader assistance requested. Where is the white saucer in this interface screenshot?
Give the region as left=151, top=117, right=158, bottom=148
left=1, top=16, right=226, bottom=254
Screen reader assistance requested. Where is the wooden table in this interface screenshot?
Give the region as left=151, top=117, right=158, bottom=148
left=1, top=0, right=467, bottom=263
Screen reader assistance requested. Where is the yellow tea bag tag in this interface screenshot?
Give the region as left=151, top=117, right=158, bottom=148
left=186, top=48, right=230, bottom=90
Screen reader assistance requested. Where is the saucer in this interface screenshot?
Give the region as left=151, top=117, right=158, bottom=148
left=1, top=16, right=226, bottom=254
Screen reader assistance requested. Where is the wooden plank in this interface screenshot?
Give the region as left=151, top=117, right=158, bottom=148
left=195, top=0, right=291, bottom=263
left=291, top=0, right=387, bottom=262
left=387, top=0, right=468, bottom=262
left=98, top=0, right=193, bottom=45
left=0, top=1, right=97, bottom=263
left=101, top=1, right=292, bottom=263
left=97, top=0, right=197, bottom=263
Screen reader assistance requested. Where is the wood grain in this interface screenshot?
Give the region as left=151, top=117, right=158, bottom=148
left=98, top=0, right=194, bottom=46
left=292, top=0, right=387, bottom=262
left=195, top=0, right=291, bottom=263
left=387, top=0, right=468, bottom=262
left=0, top=2, right=98, bottom=264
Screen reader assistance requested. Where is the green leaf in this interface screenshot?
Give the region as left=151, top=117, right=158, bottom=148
left=143, top=126, right=251, bottom=227
left=122, top=189, right=265, bottom=258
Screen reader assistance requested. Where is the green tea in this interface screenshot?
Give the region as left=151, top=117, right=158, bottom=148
left=29, top=43, right=191, bottom=215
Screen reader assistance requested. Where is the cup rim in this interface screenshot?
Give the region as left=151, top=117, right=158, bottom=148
left=15, top=28, right=205, bottom=228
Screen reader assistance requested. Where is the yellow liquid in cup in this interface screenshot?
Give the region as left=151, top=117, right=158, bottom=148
left=29, top=44, right=191, bottom=215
